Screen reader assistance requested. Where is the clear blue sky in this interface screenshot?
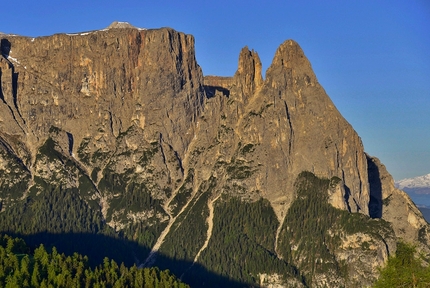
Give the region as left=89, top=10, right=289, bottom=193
left=2, top=0, right=429, bottom=180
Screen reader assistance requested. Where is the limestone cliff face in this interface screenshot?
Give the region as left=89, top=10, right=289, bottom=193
left=0, top=25, right=429, bottom=287
left=262, top=40, right=369, bottom=216
left=200, top=41, right=369, bottom=220
left=0, top=25, right=204, bottom=231
left=0, top=26, right=203, bottom=165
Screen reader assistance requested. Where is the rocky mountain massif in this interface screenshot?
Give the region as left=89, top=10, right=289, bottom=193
left=1, top=23, right=429, bottom=287
left=396, top=173, right=430, bottom=195
left=396, top=173, right=430, bottom=222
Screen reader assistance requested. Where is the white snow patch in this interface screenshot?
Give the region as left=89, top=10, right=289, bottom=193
left=66, top=32, right=93, bottom=36
left=65, top=24, right=146, bottom=36
left=6, top=56, right=27, bottom=69
left=8, top=56, right=20, bottom=64
left=396, top=173, right=430, bottom=189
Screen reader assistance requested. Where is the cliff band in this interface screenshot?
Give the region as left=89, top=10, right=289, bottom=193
left=0, top=24, right=428, bottom=287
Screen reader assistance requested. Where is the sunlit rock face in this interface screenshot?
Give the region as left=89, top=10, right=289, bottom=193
left=0, top=23, right=429, bottom=287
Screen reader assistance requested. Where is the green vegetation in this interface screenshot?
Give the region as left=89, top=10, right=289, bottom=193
left=157, top=177, right=216, bottom=278
left=113, top=182, right=157, bottom=212
left=0, top=178, right=104, bottom=235
left=3, top=126, right=418, bottom=288
left=217, top=124, right=234, bottom=139
left=226, top=159, right=255, bottom=180
left=138, top=144, right=159, bottom=166
left=36, top=135, right=89, bottom=189
left=91, top=149, right=111, bottom=163
left=36, top=137, right=60, bottom=162
left=96, top=131, right=164, bottom=221
left=93, top=137, right=167, bottom=250
left=122, top=221, right=167, bottom=251
left=0, top=174, right=145, bottom=267
left=188, top=195, right=302, bottom=287
left=0, top=234, right=189, bottom=287
left=98, top=162, right=166, bottom=223
left=169, top=169, right=194, bottom=216
left=76, top=137, right=91, bottom=165
left=278, top=171, right=394, bottom=286
left=91, top=167, right=101, bottom=183
left=1, top=129, right=171, bottom=268
left=78, top=174, right=98, bottom=197
left=240, top=143, right=255, bottom=154
left=374, top=242, right=430, bottom=288
left=0, top=148, right=31, bottom=206
left=418, top=226, right=429, bottom=245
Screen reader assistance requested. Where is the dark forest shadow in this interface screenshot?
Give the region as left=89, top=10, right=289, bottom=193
left=5, top=231, right=251, bottom=288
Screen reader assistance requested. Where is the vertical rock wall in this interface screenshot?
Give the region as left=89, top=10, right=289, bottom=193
left=0, top=27, right=204, bottom=163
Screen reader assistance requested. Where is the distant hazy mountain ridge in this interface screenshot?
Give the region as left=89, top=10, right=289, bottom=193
left=396, top=173, right=430, bottom=194
left=395, top=173, right=430, bottom=222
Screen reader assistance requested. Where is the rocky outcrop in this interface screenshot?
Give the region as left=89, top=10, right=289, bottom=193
left=368, top=155, right=430, bottom=250
left=107, top=21, right=137, bottom=29
left=233, top=47, right=263, bottom=102
left=203, top=75, right=233, bottom=89
left=199, top=40, right=370, bottom=221
left=0, top=24, right=429, bottom=287
left=0, top=26, right=203, bottom=162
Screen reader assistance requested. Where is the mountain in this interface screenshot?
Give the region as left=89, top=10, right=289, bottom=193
left=396, top=173, right=430, bottom=194
left=395, top=173, right=430, bottom=223
left=1, top=23, right=429, bottom=287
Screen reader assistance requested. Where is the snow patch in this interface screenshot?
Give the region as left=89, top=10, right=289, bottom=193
left=7, top=56, right=20, bottom=64
left=7, top=56, right=28, bottom=70
left=396, top=173, right=430, bottom=189
left=64, top=22, right=146, bottom=37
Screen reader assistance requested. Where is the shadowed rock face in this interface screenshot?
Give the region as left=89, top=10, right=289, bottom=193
left=368, top=156, right=430, bottom=245
left=0, top=25, right=429, bottom=287
left=1, top=39, right=11, bottom=57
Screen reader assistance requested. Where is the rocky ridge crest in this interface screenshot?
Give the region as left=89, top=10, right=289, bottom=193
left=0, top=24, right=429, bottom=287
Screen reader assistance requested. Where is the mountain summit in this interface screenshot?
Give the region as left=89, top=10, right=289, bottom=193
left=0, top=25, right=429, bottom=287
left=107, top=21, right=137, bottom=29
left=396, top=173, right=430, bottom=191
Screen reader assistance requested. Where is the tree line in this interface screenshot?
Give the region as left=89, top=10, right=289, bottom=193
left=0, top=233, right=189, bottom=288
